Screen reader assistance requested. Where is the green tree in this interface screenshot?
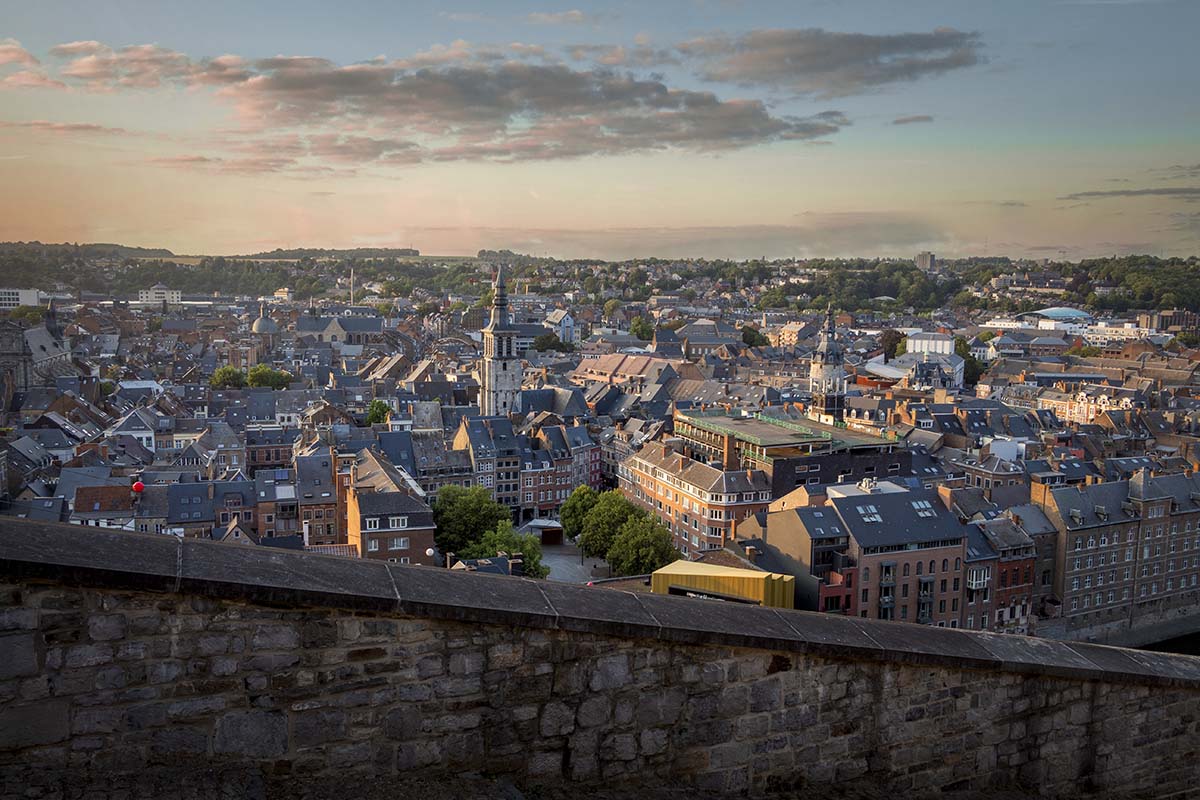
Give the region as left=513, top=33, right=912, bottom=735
left=209, top=366, right=246, bottom=389
left=955, top=337, right=985, bottom=385
left=629, top=316, right=654, bottom=341
left=579, top=490, right=642, bottom=559
left=603, top=298, right=622, bottom=318
left=432, top=484, right=512, bottom=555
left=6, top=305, right=45, bottom=325
left=606, top=515, right=680, bottom=576
left=247, top=363, right=292, bottom=389
left=560, top=485, right=598, bottom=542
left=894, top=337, right=907, bottom=357
left=532, top=332, right=572, bottom=352
left=741, top=326, right=770, bottom=347
left=365, top=399, right=391, bottom=425
left=880, top=329, right=905, bottom=361
left=1174, top=332, right=1200, bottom=348
left=977, top=330, right=997, bottom=342
left=459, top=519, right=549, bottom=579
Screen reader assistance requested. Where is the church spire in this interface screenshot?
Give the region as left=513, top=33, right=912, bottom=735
left=486, top=265, right=512, bottom=331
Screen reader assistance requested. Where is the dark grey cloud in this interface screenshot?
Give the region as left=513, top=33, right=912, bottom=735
left=212, top=60, right=851, bottom=163
left=676, top=28, right=983, bottom=98
left=1059, top=187, right=1200, bottom=200
left=1155, top=163, right=1200, bottom=180
left=892, top=114, right=933, bottom=125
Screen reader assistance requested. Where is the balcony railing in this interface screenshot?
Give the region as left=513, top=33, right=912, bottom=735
left=967, top=576, right=988, bottom=590
left=878, top=595, right=895, bottom=608
left=879, top=573, right=896, bottom=587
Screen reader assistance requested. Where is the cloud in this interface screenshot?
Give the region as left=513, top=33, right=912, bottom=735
left=54, top=42, right=194, bottom=89
left=0, top=38, right=38, bottom=66
left=1059, top=187, right=1200, bottom=200
left=401, top=213, right=944, bottom=259
left=439, top=11, right=493, bottom=23
left=1, top=70, right=68, bottom=90
left=964, top=200, right=1028, bottom=207
left=527, top=10, right=594, bottom=25
left=0, top=119, right=129, bottom=134
left=677, top=28, right=983, bottom=97
left=207, top=58, right=852, bottom=162
left=1155, top=163, right=1200, bottom=180
left=25, top=36, right=866, bottom=169
left=565, top=44, right=679, bottom=67
left=892, top=114, right=933, bottom=125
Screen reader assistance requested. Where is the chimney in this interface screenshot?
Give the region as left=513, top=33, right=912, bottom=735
left=722, top=433, right=737, bottom=471
left=744, top=545, right=758, bottom=564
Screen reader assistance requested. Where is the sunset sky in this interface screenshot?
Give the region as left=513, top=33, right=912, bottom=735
left=0, top=0, right=1197, bottom=259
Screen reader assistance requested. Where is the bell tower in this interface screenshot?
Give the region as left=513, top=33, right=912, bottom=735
left=479, top=267, right=521, bottom=417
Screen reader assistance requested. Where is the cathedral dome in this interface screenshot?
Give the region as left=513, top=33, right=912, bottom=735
left=251, top=304, right=279, bottom=335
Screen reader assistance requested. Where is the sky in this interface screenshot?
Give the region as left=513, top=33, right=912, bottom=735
left=0, top=0, right=1197, bottom=259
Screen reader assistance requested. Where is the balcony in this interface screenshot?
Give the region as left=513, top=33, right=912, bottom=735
left=967, top=575, right=988, bottom=590
left=879, top=572, right=896, bottom=587
left=878, top=595, right=895, bottom=608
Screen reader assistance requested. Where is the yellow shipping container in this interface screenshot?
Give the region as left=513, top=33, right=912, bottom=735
left=650, top=561, right=794, bottom=609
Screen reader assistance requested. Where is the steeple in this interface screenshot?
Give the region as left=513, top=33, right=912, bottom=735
left=44, top=298, right=61, bottom=341
left=479, top=265, right=520, bottom=417
left=485, top=265, right=512, bottom=331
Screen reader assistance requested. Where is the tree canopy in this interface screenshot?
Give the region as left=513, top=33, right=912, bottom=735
left=629, top=316, right=654, bottom=341
left=246, top=364, right=292, bottom=390
left=432, top=485, right=512, bottom=555
left=209, top=366, right=246, bottom=389
left=606, top=515, right=680, bottom=576
left=741, top=326, right=770, bottom=347
left=459, top=519, right=550, bottom=579
left=365, top=399, right=391, bottom=425
left=560, top=485, right=598, bottom=542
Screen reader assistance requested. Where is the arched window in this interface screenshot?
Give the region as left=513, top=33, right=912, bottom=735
left=929, top=561, right=935, bottom=574
left=903, top=563, right=910, bottom=577
left=941, top=559, right=948, bottom=572
left=955, top=557, right=961, bottom=570
left=916, top=562, right=923, bottom=576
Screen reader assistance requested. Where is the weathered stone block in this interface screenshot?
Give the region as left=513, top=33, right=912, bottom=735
left=577, top=695, right=610, bottom=728
left=250, top=623, right=297, bottom=652
left=540, top=700, right=575, bottom=737
left=168, top=696, right=227, bottom=719
left=590, top=654, right=631, bottom=691
left=294, top=708, right=347, bottom=747
left=0, top=632, right=38, bottom=679
left=65, top=643, right=112, bottom=669
left=0, top=699, right=69, bottom=749
left=384, top=705, right=423, bottom=740
left=87, top=614, right=126, bottom=642
left=213, top=710, right=288, bottom=758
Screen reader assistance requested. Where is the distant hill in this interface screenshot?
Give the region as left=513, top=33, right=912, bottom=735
left=0, top=242, right=176, bottom=259
left=239, top=247, right=420, bottom=259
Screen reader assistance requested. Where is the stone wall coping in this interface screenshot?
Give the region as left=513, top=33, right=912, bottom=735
left=4, top=519, right=1200, bottom=689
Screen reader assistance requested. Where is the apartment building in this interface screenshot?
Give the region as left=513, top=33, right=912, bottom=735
left=1037, top=469, right=1200, bottom=636
left=345, top=449, right=435, bottom=564
left=620, top=438, right=772, bottom=559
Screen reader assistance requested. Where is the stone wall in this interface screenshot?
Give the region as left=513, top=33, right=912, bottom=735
left=3, top=521, right=1200, bottom=799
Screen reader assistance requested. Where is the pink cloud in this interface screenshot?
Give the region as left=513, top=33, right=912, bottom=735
left=1, top=71, right=68, bottom=90
left=0, top=38, right=38, bottom=66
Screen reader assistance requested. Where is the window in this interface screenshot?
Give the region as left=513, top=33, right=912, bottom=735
left=367, top=539, right=379, bottom=552
left=366, top=518, right=380, bottom=530
left=388, top=516, right=408, bottom=529
left=389, top=537, right=409, bottom=551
